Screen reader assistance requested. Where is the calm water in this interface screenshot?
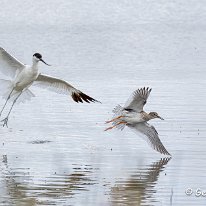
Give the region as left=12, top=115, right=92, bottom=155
left=1, top=1, right=206, bottom=205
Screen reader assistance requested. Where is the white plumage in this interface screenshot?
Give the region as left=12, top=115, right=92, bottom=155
left=0, top=47, right=100, bottom=127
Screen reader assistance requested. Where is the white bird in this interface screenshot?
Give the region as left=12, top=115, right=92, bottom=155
left=105, top=87, right=170, bottom=156
left=0, top=47, right=100, bottom=127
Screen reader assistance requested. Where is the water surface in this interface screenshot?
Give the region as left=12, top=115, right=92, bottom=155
left=1, top=1, right=206, bottom=205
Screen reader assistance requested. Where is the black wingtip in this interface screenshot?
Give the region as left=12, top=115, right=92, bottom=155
left=72, top=92, right=101, bottom=104
left=166, top=152, right=172, bottom=156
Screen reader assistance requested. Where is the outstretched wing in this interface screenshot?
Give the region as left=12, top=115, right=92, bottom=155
left=128, top=122, right=170, bottom=155
left=34, top=74, right=100, bottom=103
left=124, top=87, right=152, bottom=112
left=0, top=47, right=25, bottom=78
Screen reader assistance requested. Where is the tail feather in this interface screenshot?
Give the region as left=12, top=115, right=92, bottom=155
left=112, top=104, right=123, bottom=116
left=0, top=79, right=35, bottom=104
left=16, top=89, right=35, bottom=103
left=112, top=104, right=126, bottom=131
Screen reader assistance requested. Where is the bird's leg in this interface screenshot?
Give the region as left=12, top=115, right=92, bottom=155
left=1, top=91, right=22, bottom=127
left=0, top=88, right=15, bottom=117
left=104, top=121, right=126, bottom=131
left=105, top=115, right=124, bottom=124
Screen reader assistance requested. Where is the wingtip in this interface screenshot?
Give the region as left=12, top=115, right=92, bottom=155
left=72, top=92, right=101, bottom=104
left=136, top=86, right=152, bottom=97
left=161, top=149, right=171, bottom=156
left=95, top=99, right=102, bottom=104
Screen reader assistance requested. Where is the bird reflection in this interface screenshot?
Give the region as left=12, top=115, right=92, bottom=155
left=110, top=158, right=171, bottom=206
left=0, top=156, right=96, bottom=205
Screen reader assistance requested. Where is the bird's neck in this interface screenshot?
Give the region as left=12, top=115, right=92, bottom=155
left=141, top=111, right=151, bottom=121
left=32, top=60, right=39, bottom=71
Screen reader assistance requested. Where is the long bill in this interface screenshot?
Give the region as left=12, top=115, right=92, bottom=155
left=40, top=58, right=51, bottom=66
left=158, top=115, right=164, bottom=120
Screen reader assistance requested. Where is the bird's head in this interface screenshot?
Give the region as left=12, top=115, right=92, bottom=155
left=33, top=53, right=51, bottom=66
left=149, top=112, right=164, bottom=120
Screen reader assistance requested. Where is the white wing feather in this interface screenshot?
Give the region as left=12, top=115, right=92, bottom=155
left=128, top=122, right=170, bottom=155
left=34, top=74, right=76, bottom=94
left=0, top=47, right=25, bottom=78
left=34, top=74, right=99, bottom=103
left=124, top=87, right=152, bottom=112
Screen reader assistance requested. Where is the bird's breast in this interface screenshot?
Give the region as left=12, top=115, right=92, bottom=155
left=122, top=112, right=145, bottom=124
left=14, top=68, right=38, bottom=91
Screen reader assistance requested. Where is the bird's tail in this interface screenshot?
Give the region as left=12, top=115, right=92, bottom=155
left=112, top=104, right=126, bottom=130
left=112, top=104, right=123, bottom=116
left=0, top=79, right=35, bottom=104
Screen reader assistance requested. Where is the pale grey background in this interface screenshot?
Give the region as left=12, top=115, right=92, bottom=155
left=0, top=0, right=206, bottom=205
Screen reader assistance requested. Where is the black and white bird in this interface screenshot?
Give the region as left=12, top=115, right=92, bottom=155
left=0, top=47, right=100, bottom=127
left=105, top=87, right=170, bottom=156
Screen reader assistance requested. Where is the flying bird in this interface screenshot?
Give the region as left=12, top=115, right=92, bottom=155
left=0, top=47, right=100, bottom=127
left=105, top=87, right=170, bottom=155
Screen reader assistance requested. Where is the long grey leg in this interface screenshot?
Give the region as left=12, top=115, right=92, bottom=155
left=0, top=88, right=15, bottom=117
left=1, top=91, right=22, bottom=127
